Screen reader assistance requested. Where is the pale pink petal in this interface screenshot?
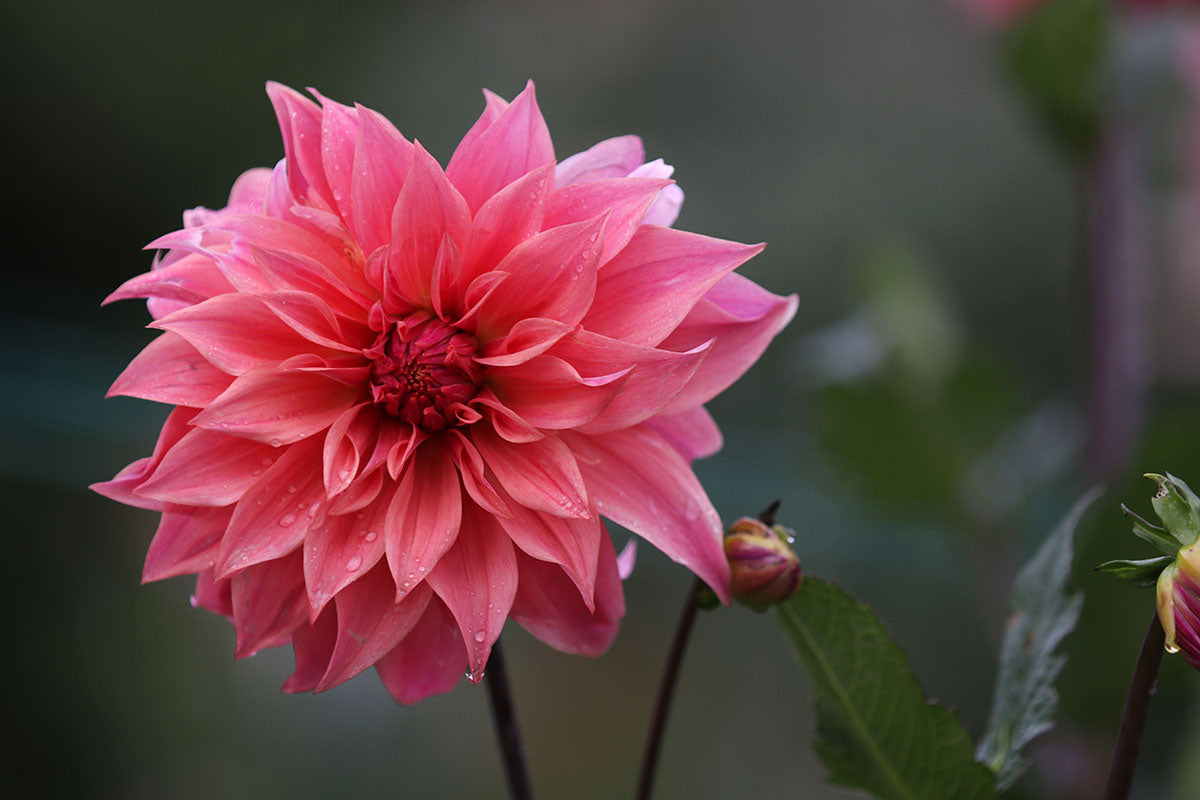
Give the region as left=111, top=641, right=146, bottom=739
left=228, top=167, right=272, bottom=209
left=90, top=407, right=198, bottom=510
left=104, top=254, right=234, bottom=309
left=494, top=497, right=602, bottom=610
left=312, top=90, right=359, bottom=223
left=107, top=332, right=234, bottom=407
left=658, top=273, right=799, bottom=414
left=446, top=80, right=555, bottom=213
left=231, top=550, right=309, bottom=658
left=629, top=160, right=684, bottom=227
left=616, top=538, right=638, bottom=580
left=475, top=317, right=573, bottom=368
left=561, top=426, right=731, bottom=604
left=471, top=215, right=605, bottom=341
left=350, top=104, right=416, bottom=254
left=544, top=177, right=671, bottom=265
left=302, top=488, right=392, bottom=616
left=472, top=425, right=589, bottom=518
left=142, top=504, right=232, bottom=582
left=509, top=533, right=625, bottom=657
left=215, top=437, right=326, bottom=578
left=282, top=609, right=338, bottom=693
left=555, top=135, right=645, bottom=185
left=425, top=504, right=518, bottom=680
left=193, top=368, right=358, bottom=446
left=460, top=164, right=553, bottom=285
left=487, top=355, right=629, bottom=430
left=583, top=226, right=764, bottom=347
left=387, top=143, right=471, bottom=310
left=385, top=444, right=463, bottom=600
left=375, top=598, right=466, bottom=705
left=319, top=569, right=432, bottom=690
left=645, top=406, right=724, bottom=462
left=266, top=82, right=335, bottom=212
left=137, top=427, right=281, bottom=506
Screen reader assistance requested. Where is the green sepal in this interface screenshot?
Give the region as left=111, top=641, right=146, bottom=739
left=1094, top=556, right=1174, bottom=587
left=1123, top=503, right=1185, bottom=556
left=1145, top=473, right=1200, bottom=547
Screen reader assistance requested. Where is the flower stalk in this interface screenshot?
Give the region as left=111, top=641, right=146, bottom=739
left=1101, top=613, right=1165, bottom=800
left=485, top=639, right=535, bottom=800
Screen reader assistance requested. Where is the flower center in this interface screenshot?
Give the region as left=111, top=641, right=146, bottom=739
left=365, top=312, right=482, bottom=431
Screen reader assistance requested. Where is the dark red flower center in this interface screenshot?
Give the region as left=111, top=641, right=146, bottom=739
left=365, top=312, right=482, bottom=431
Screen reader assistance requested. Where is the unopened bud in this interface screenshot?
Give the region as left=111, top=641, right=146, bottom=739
left=1157, top=541, right=1200, bottom=670
left=724, top=517, right=802, bottom=612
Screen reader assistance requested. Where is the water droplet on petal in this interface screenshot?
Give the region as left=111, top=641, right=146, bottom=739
left=261, top=457, right=274, bottom=467
left=279, top=513, right=296, bottom=527
left=287, top=484, right=298, bottom=493
left=269, top=439, right=282, bottom=448
left=1167, top=643, right=1181, bottom=654
left=364, top=531, right=378, bottom=543
left=346, top=555, right=363, bottom=571
left=473, top=630, right=486, bottom=643
left=251, top=469, right=263, bottom=476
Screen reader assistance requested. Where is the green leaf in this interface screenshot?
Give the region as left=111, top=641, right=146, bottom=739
left=776, top=580, right=997, bottom=800
left=975, top=488, right=1098, bottom=790
left=1145, top=473, right=1200, bottom=547
left=1095, top=556, right=1173, bottom=588
left=1123, top=503, right=1183, bottom=557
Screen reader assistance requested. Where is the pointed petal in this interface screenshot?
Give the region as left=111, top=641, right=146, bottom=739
left=259, top=290, right=371, bottom=352
left=472, top=426, right=589, bottom=518
left=645, top=406, right=724, bottom=462
left=616, top=538, right=638, bottom=580
left=215, top=437, right=325, bottom=578
left=425, top=506, right=517, bottom=680
left=375, top=598, right=466, bottom=704
left=630, top=159, right=684, bottom=227
left=322, top=403, right=377, bottom=497
left=447, top=430, right=511, bottom=518
left=561, top=426, right=730, bottom=603
left=460, top=163, right=553, bottom=285
left=446, top=80, right=554, bottom=213
left=385, top=444, right=463, bottom=600
left=510, top=532, right=625, bottom=657
left=282, top=608, right=338, bottom=693
left=303, top=489, right=392, bottom=617
left=350, top=104, right=416, bottom=254
left=488, top=355, right=629, bottom=430
left=266, top=82, right=335, bottom=212
left=142, top=504, right=232, bottom=582
left=583, top=226, right=764, bottom=347
left=475, top=317, right=573, bottom=368
left=319, top=569, right=432, bottom=690
left=658, top=273, right=798, bottom=413
left=193, top=367, right=358, bottom=446
left=453, top=89, right=509, bottom=161
left=544, top=177, right=671, bottom=265
left=555, top=135, right=645, bottom=186
left=104, top=255, right=234, bottom=309
left=138, top=427, right=281, bottom=506
left=90, top=407, right=198, bottom=510
left=107, top=332, right=233, bottom=407
left=494, top=497, right=601, bottom=610
left=192, top=569, right=233, bottom=617
left=231, top=550, right=309, bottom=658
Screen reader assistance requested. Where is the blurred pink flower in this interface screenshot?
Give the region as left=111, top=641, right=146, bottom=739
left=93, top=82, right=796, bottom=703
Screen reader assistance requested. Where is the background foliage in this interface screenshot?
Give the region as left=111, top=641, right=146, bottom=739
left=4, top=1, right=1200, bottom=798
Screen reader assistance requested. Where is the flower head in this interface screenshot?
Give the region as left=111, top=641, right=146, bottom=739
left=1158, top=542, right=1200, bottom=670
left=724, top=517, right=802, bottom=612
left=93, top=82, right=796, bottom=703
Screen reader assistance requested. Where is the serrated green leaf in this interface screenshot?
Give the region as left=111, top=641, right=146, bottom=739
left=975, top=489, right=1098, bottom=790
left=1095, top=556, right=1173, bottom=587
left=776, top=580, right=997, bottom=800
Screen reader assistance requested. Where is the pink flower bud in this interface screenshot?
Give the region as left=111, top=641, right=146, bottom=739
left=1157, top=541, right=1200, bottom=670
left=724, top=517, right=802, bottom=612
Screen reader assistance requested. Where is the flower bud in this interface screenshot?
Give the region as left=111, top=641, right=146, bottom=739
left=724, top=517, right=802, bottom=612
left=1157, top=541, right=1200, bottom=670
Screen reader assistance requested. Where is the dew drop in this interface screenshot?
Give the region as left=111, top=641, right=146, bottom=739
left=473, top=630, right=486, bottom=643
left=260, top=457, right=274, bottom=467
left=251, top=468, right=263, bottom=476
left=417, top=565, right=426, bottom=574
left=364, top=531, right=378, bottom=543
left=1167, top=643, right=1181, bottom=654
left=339, top=468, right=353, bottom=480
left=346, top=555, right=363, bottom=571
left=287, top=484, right=298, bottom=493
left=269, top=438, right=282, bottom=448
left=278, top=513, right=297, bottom=527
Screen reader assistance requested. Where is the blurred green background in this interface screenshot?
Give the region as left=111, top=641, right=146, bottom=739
left=4, top=0, right=1200, bottom=797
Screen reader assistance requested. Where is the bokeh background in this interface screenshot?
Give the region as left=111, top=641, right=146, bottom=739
left=5, top=0, right=1200, bottom=797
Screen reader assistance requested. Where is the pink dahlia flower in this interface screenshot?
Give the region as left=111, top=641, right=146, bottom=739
left=93, top=81, right=796, bottom=704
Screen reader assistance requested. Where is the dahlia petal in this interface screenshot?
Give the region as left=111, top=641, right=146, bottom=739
left=561, top=426, right=731, bottom=604
left=259, top=290, right=371, bottom=352
left=252, top=246, right=374, bottom=319
left=470, top=391, right=544, bottom=444
left=214, top=214, right=358, bottom=281
left=548, top=330, right=711, bottom=434
left=385, top=424, right=426, bottom=480
left=142, top=504, right=232, bottom=582
left=192, top=569, right=233, bottom=617
left=107, top=332, right=234, bottom=407
left=387, top=143, right=470, bottom=310
left=350, top=104, right=415, bottom=254
left=322, top=403, right=377, bottom=497
left=488, top=355, right=630, bottom=430
left=555, top=135, right=645, bottom=186
left=616, top=538, right=638, bottom=580
left=319, top=569, right=432, bottom=690
left=425, top=505, right=518, bottom=680
left=658, top=273, right=799, bottom=414
left=494, top=497, right=601, bottom=610
left=472, top=426, right=589, bottom=518
left=385, top=444, right=463, bottom=600
left=227, top=167, right=272, bottom=209
left=475, top=317, right=573, bottom=367
left=544, top=177, right=672, bottom=265
left=137, top=427, right=281, bottom=506
left=429, top=233, right=463, bottom=321
left=282, top=608, right=338, bottom=693
left=583, top=226, right=764, bottom=347
left=328, top=466, right=385, bottom=515
left=452, top=88, right=510, bottom=163
left=90, top=407, right=199, bottom=511
left=231, top=550, right=309, bottom=658
left=629, top=160, right=684, bottom=227
left=215, top=437, right=325, bottom=578
left=472, top=215, right=605, bottom=340
left=193, top=368, right=358, bottom=446
left=645, top=406, right=724, bottom=462
left=375, top=598, right=466, bottom=705
left=266, top=82, right=335, bottom=212
left=509, top=533, right=625, bottom=657
left=302, top=488, right=392, bottom=616
left=460, top=163, right=553, bottom=285
left=447, top=430, right=511, bottom=518
left=151, top=293, right=329, bottom=375
left=445, top=80, right=555, bottom=214
left=104, top=255, right=234, bottom=309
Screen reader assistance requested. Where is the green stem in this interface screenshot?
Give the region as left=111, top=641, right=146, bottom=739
left=1101, top=613, right=1165, bottom=800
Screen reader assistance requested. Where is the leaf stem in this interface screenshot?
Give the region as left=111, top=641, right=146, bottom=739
left=1101, top=612, right=1165, bottom=800
left=635, top=576, right=704, bottom=800
left=485, top=639, right=535, bottom=800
